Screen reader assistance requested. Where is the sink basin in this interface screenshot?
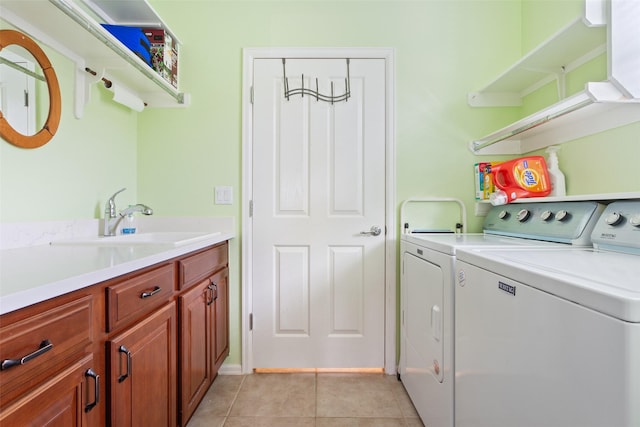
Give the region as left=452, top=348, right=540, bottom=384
left=51, top=231, right=221, bottom=247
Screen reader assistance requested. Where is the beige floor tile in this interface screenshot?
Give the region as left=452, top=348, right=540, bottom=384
left=229, top=373, right=316, bottom=417
left=224, top=417, right=315, bottom=426
left=316, top=417, right=407, bottom=426
left=195, top=375, right=245, bottom=418
left=184, top=414, right=226, bottom=427
left=404, top=417, right=425, bottom=427
left=316, top=373, right=403, bottom=418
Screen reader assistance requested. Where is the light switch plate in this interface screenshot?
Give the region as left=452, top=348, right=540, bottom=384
left=215, top=186, right=233, bottom=205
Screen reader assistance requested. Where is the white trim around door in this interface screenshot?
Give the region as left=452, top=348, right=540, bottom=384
left=241, top=47, right=396, bottom=374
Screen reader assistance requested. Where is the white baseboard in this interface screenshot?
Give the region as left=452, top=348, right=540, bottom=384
left=218, top=363, right=243, bottom=375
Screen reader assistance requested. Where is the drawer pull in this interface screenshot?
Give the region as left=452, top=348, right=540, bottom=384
left=212, top=282, right=218, bottom=301
left=1, top=339, right=53, bottom=371
left=118, top=345, right=131, bottom=383
left=140, top=286, right=161, bottom=299
left=207, top=281, right=214, bottom=305
left=84, top=368, right=100, bottom=412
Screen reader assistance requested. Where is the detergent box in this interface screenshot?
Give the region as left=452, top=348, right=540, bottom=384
left=474, top=162, right=498, bottom=200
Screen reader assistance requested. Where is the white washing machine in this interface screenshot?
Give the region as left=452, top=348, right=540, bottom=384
left=454, top=200, right=640, bottom=427
left=399, top=201, right=603, bottom=427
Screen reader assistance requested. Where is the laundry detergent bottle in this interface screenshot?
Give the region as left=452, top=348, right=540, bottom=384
left=488, top=156, right=551, bottom=205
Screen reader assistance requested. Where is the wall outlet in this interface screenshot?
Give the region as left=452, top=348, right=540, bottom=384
left=215, top=186, right=233, bottom=205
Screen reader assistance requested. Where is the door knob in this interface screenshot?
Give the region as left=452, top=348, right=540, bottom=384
left=360, top=226, right=382, bottom=236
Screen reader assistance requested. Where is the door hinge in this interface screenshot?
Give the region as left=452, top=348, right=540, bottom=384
left=249, top=200, right=253, bottom=217
left=250, top=86, right=254, bottom=104
left=249, top=313, right=253, bottom=330
left=24, top=90, right=29, bottom=107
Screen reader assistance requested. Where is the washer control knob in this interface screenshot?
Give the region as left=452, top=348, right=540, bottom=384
left=517, top=209, right=530, bottom=222
left=605, top=212, right=623, bottom=226
left=540, top=210, right=553, bottom=221
left=555, top=210, right=569, bottom=222
left=629, top=215, right=640, bottom=227
left=498, top=210, right=509, bottom=220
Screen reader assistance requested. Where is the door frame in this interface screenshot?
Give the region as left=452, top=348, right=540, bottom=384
left=241, top=47, right=396, bottom=374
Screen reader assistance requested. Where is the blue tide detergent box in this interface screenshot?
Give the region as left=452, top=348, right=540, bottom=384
left=101, top=24, right=152, bottom=67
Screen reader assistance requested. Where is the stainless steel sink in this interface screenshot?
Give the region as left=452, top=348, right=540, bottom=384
left=51, top=231, right=221, bottom=247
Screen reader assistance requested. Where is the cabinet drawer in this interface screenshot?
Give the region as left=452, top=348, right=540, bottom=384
left=0, top=295, right=93, bottom=407
left=179, top=243, right=228, bottom=290
left=106, top=263, right=174, bottom=332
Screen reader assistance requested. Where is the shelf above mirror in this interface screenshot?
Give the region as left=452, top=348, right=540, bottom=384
left=0, top=0, right=190, bottom=118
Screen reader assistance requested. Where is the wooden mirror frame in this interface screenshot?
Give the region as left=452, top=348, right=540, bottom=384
left=0, top=29, right=61, bottom=149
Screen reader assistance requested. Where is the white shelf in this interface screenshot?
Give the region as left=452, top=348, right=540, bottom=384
left=470, top=82, right=640, bottom=155
left=477, top=192, right=640, bottom=204
left=468, top=18, right=606, bottom=107
left=0, top=0, right=189, bottom=118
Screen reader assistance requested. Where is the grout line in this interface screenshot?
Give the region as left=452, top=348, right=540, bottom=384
left=225, top=374, right=247, bottom=418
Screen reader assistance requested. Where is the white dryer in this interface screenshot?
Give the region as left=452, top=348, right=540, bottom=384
left=454, top=200, right=640, bottom=426
left=399, top=201, right=603, bottom=427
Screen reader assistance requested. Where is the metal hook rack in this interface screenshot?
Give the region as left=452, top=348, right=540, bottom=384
left=282, top=58, right=351, bottom=104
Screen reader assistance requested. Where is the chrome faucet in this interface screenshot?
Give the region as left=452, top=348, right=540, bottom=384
left=103, top=188, right=153, bottom=236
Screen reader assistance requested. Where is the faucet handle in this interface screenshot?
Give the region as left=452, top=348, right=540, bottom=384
left=109, top=188, right=126, bottom=200
left=106, top=188, right=126, bottom=216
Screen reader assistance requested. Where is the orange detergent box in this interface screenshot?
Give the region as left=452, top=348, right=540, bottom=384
left=474, top=162, right=498, bottom=200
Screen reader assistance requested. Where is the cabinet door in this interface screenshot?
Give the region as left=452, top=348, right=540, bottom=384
left=0, top=354, right=99, bottom=426
left=108, top=302, right=176, bottom=427
left=178, top=279, right=213, bottom=426
left=212, top=268, right=229, bottom=371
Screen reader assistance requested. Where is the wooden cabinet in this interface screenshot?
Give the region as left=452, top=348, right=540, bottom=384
left=179, top=278, right=213, bottom=424
left=0, top=294, right=101, bottom=426
left=178, top=242, right=229, bottom=426
left=107, top=302, right=177, bottom=427
left=0, top=240, right=229, bottom=427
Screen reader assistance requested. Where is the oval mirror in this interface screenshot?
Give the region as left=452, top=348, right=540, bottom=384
left=0, top=29, right=61, bottom=149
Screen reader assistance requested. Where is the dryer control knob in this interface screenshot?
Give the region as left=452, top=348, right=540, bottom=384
left=605, top=212, right=623, bottom=226
left=541, top=210, right=553, bottom=221
left=629, top=215, right=640, bottom=227
left=555, top=210, right=570, bottom=222
left=517, top=209, right=530, bottom=222
left=498, top=210, right=509, bottom=220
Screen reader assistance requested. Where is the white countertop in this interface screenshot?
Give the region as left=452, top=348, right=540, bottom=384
left=0, top=217, right=234, bottom=315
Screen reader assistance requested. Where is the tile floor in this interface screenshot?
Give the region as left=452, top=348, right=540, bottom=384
left=186, top=372, right=425, bottom=427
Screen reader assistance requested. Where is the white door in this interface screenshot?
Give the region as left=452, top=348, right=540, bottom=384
left=251, top=57, right=387, bottom=369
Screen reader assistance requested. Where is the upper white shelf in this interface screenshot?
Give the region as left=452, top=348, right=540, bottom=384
left=0, top=0, right=189, bottom=117
left=468, top=18, right=606, bottom=107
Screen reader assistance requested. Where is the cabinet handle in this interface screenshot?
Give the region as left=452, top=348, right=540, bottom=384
left=212, top=282, right=218, bottom=301
left=140, top=286, right=161, bottom=299
left=118, top=345, right=131, bottom=383
left=0, top=339, right=53, bottom=371
left=84, top=368, right=100, bottom=412
left=206, top=280, right=215, bottom=305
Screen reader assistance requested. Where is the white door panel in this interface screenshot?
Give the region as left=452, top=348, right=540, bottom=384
left=252, top=58, right=386, bottom=368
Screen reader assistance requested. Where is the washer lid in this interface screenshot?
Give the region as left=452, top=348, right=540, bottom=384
left=456, top=247, right=640, bottom=322
left=401, top=233, right=561, bottom=255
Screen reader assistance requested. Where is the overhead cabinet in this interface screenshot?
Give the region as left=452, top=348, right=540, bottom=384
left=469, top=0, right=640, bottom=155
left=0, top=0, right=189, bottom=118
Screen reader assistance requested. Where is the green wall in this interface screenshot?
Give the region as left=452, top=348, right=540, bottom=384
left=2, top=1, right=639, bottom=368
